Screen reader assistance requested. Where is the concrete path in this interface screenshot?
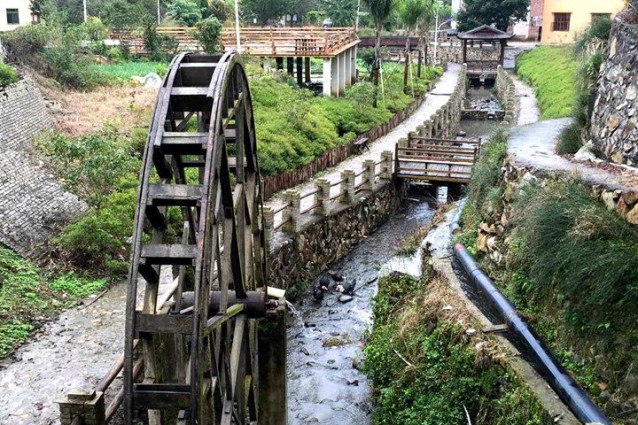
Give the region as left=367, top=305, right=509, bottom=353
left=509, top=118, right=638, bottom=190
left=267, top=63, right=463, bottom=215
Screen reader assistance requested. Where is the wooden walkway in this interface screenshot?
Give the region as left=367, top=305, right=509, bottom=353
left=395, top=134, right=480, bottom=184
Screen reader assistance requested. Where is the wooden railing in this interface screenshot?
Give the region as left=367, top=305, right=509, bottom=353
left=263, top=151, right=394, bottom=249
left=220, top=27, right=359, bottom=57
left=395, top=135, right=480, bottom=184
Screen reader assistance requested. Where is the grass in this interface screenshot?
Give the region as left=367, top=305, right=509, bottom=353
left=557, top=121, right=583, bottom=154
left=516, top=46, right=579, bottom=120
left=90, top=61, right=168, bottom=83
left=364, top=271, right=552, bottom=425
left=0, top=247, right=108, bottom=357
left=457, top=128, right=509, bottom=252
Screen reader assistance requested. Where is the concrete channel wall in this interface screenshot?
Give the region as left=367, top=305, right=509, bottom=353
left=266, top=65, right=467, bottom=288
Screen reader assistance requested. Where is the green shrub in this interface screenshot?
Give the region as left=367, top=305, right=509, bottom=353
left=557, top=122, right=582, bottom=154
left=143, top=19, right=179, bottom=62
left=192, top=17, right=223, bottom=53
left=36, top=129, right=140, bottom=210
left=0, top=23, right=51, bottom=59
left=0, top=63, right=18, bottom=88
left=574, top=15, right=612, bottom=55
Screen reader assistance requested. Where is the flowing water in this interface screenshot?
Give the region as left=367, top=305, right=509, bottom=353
left=286, top=197, right=436, bottom=425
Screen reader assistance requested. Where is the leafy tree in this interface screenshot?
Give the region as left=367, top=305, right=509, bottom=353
left=192, top=17, right=222, bottom=53
left=362, top=0, right=395, bottom=107
left=398, top=0, right=428, bottom=90
left=457, top=0, right=529, bottom=32
left=322, top=0, right=357, bottom=26
left=167, top=0, right=202, bottom=26
left=243, top=0, right=291, bottom=24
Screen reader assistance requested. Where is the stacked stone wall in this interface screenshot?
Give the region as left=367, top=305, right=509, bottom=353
left=591, top=20, right=638, bottom=165
left=495, top=66, right=516, bottom=123
left=0, top=80, right=87, bottom=259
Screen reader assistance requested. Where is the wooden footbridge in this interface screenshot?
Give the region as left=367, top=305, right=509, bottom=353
left=395, top=133, right=480, bottom=184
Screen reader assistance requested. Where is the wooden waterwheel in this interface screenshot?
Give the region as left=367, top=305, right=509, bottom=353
left=123, top=52, right=268, bottom=425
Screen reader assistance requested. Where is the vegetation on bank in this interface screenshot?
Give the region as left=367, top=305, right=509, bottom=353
left=0, top=62, right=19, bottom=88
left=457, top=128, right=509, bottom=252
left=0, top=247, right=107, bottom=357
left=364, top=271, right=552, bottom=424
left=458, top=129, right=638, bottom=419
left=515, top=46, right=579, bottom=120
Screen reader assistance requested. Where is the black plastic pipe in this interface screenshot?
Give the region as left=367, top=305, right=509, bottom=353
left=454, top=243, right=611, bottom=425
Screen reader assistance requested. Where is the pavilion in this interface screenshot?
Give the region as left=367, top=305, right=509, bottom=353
left=220, top=27, right=360, bottom=97
left=457, top=25, right=513, bottom=78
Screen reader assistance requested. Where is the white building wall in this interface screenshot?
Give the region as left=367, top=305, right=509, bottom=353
left=0, top=0, right=32, bottom=32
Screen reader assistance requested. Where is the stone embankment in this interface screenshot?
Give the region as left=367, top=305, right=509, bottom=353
left=0, top=80, right=86, bottom=259
left=265, top=64, right=467, bottom=288
left=591, top=19, right=638, bottom=166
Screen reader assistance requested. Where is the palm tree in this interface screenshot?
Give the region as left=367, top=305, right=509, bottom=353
left=398, top=0, right=427, bottom=91
left=362, top=0, right=395, bottom=107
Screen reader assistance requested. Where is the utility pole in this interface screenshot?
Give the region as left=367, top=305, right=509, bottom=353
left=83, top=0, right=87, bottom=23
left=355, top=0, right=361, bottom=31
left=157, top=0, right=161, bottom=24
left=234, top=0, right=241, bottom=52
left=433, top=0, right=443, bottom=65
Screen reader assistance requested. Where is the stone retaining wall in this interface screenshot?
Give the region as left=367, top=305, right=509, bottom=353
left=495, top=66, right=516, bottom=123
left=591, top=19, right=638, bottom=165
left=0, top=80, right=87, bottom=259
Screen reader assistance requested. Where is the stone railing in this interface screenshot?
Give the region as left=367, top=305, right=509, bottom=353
left=264, top=150, right=394, bottom=251
left=495, top=65, right=516, bottom=123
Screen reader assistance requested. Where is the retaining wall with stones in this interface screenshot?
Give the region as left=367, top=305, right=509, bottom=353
left=495, top=65, right=516, bottom=123
left=0, top=80, right=87, bottom=259
left=591, top=19, right=638, bottom=166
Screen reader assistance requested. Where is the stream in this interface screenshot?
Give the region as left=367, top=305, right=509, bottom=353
left=285, top=197, right=435, bottom=424
left=285, top=103, right=501, bottom=424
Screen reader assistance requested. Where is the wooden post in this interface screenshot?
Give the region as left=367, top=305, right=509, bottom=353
left=286, top=57, right=294, bottom=76
left=296, top=57, right=303, bottom=86
left=462, top=40, right=467, bottom=64
left=258, top=301, right=287, bottom=425
left=304, top=57, right=311, bottom=83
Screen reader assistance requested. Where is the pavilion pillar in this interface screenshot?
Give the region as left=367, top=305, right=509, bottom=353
left=331, top=54, right=340, bottom=96
left=296, top=57, right=303, bottom=86
left=462, top=40, right=467, bottom=64
left=344, top=49, right=351, bottom=90
left=339, top=51, right=347, bottom=95
left=350, top=46, right=357, bottom=85
left=304, top=57, right=311, bottom=83
left=322, top=58, right=332, bottom=96
left=286, top=57, right=294, bottom=76
left=499, top=40, right=505, bottom=67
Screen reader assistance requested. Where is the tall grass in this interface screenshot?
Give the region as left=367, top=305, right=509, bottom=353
left=511, top=179, right=638, bottom=333
left=516, top=47, right=579, bottom=120
left=458, top=128, right=509, bottom=250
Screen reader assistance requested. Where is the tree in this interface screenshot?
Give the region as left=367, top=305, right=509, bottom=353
left=243, top=0, right=291, bottom=24
left=322, top=0, right=357, bottom=26
left=398, top=0, right=427, bottom=90
left=167, top=0, right=203, bottom=26
left=457, top=0, right=529, bottom=32
left=192, top=17, right=222, bottom=53
left=362, top=0, right=395, bottom=107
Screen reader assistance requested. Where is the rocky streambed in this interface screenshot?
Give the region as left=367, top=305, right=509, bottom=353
left=286, top=197, right=436, bottom=425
